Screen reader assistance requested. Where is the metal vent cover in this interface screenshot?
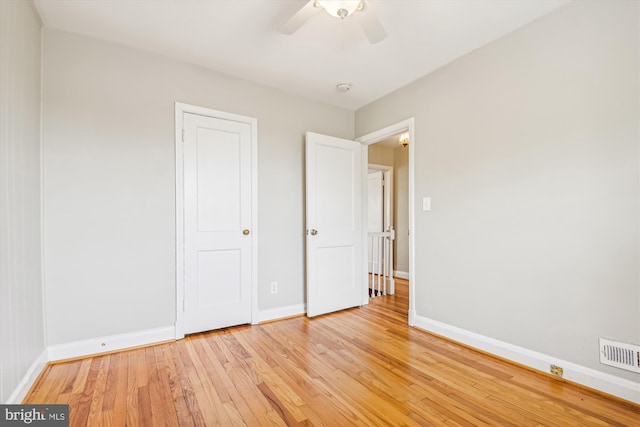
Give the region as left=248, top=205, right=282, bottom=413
left=599, top=338, right=640, bottom=373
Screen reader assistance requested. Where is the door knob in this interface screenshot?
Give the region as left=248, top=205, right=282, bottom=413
left=310, top=229, right=318, bottom=235
left=243, top=229, right=250, bottom=235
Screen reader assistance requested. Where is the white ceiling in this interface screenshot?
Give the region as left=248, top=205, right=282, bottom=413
left=33, top=0, right=570, bottom=111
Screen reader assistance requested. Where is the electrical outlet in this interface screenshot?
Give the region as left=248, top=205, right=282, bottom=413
left=550, top=365, right=564, bottom=377
left=270, top=281, right=278, bottom=294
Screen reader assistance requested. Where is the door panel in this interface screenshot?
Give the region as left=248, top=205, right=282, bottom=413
left=317, top=246, right=356, bottom=294
left=306, top=132, right=363, bottom=317
left=196, top=249, right=241, bottom=304
left=315, top=144, right=356, bottom=230
left=195, top=127, right=241, bottom=231
left=183, top=112, right=252, bottom=334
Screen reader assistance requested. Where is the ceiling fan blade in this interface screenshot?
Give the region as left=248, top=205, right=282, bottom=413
left=278, top=1, right=320, bottom=35
left=354, top=3, right=387, bottom=44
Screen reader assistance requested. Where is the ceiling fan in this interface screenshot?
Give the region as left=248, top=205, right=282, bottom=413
left=279, top=0, right=388, bottom=44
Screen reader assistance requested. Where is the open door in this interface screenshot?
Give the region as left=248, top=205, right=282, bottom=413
left=367, top=170, right=383, bottom=273
left=306, top=132, right=364, bottom=317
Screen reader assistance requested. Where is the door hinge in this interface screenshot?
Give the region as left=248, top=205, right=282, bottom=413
left=182, top=129, right=185, bottom=142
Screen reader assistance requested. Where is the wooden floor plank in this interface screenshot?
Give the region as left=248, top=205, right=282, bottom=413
left=84, top=356, right=109, bottom=427
left=24, top=279, right=640, bottom=426
left=162, top=345, right=194, bottom=427
left=169, top=341, right=205, bottom=427
left=182, top=339, right=230, bottom=426
left=125, top=351, right=140, bottom=427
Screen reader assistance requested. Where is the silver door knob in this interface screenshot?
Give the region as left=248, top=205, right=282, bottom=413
left=310, top=229, right=318, bottom=235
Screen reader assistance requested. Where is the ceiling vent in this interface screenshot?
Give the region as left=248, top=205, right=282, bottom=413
left=599, top=338, right=640, bottom=373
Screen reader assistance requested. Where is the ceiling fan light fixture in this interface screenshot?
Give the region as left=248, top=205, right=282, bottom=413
left=315, top=0, right=363, bottom=19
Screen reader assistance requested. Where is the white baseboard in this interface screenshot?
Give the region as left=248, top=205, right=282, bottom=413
left=408, top=309, right=417, bottom=327
left=47, top=326, right=175, bottom=362
left=413, top=315, right=640, bottom=404
left=258, top=304, right=305, bottom=323
left=6, top=350, right=49, bottom=404
left=394, top=270, right=409, bottom=280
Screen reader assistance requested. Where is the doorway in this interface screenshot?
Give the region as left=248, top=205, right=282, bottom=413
left=367, top=165, right=394, bottom=296
left=358, top=118, right=415, bottom=325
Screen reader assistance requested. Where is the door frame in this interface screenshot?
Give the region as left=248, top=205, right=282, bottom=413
left=174, top=102, right=258, bottom=339
left=357, top=118, right=416, bottom=325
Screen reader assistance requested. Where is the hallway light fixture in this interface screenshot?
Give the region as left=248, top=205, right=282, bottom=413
left=399, top=132, right=409, bottom=147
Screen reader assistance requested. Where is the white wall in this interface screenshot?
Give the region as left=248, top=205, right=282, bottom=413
left=42, top=29, right=353, bottom=346
left=356, top=0, right=639, bottom=383
left=0, top=0, right=46, bottom=403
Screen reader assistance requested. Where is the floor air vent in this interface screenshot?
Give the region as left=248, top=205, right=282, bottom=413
left=599, top=338, right=640, bottom=373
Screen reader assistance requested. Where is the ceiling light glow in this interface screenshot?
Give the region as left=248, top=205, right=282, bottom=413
left=315, top=0, right=363, bottom=19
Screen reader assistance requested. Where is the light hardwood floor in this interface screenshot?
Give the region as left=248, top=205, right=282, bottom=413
left=25, top=279, right=639, bottom=426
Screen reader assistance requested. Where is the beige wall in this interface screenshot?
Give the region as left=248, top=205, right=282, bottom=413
left=356, top=0, right=639, bottom=381
left=0, top=0, right=45, bottom=403
left=43, top=29, right=354, bottom=346
left=368, top=144, right=394, bottom=166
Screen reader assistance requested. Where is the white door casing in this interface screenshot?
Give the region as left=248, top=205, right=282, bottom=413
left=175, top=103, right=258, bottom=338
left=306, top=132, right=363, bottom=317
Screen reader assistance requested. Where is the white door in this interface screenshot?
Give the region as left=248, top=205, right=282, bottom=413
left=306, top=132, right=363, bottom=317
left=367, top=171, right=383, bottom=273
left=368, top=171, right=383, bottom=233
left=182, top=112, right=253, bottom=334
